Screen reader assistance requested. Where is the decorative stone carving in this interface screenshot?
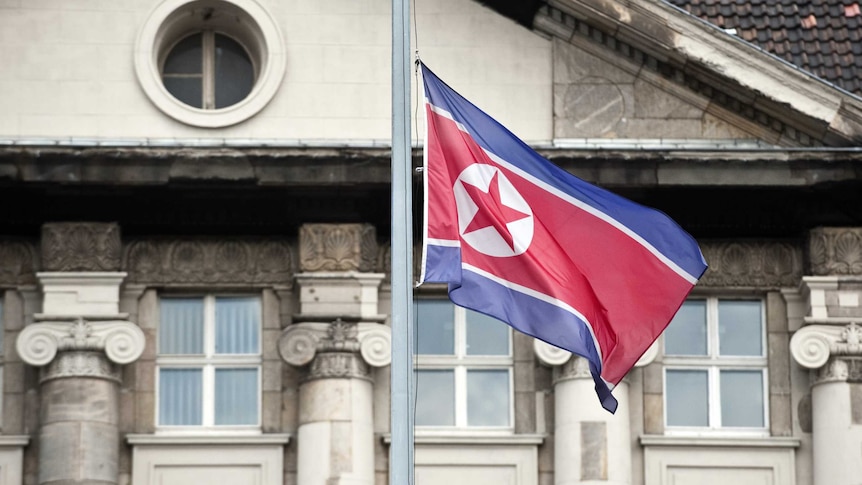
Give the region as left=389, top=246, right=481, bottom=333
left=42, top=223, right=121, bottom=271
left=0, top=239, right=38, bottom=285
left=698, top=240, right=802, bottom=287
left=791, top=322, right=862, bottom=384
left=299, top=224, right=377, bottom=272
left=123, top=238, right=295, bottom=285
left=279, top=320, right=392, bottom=379
left=42, top=351, right=122, bottom=383
left=809, top=227, right=862, bottom=275
left=791, top=322, right=862, bottom=369
left=16, top=318, right=146, bottom=369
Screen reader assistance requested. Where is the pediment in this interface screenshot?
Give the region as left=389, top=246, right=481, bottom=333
left=487, top=0, right=862, bottom=146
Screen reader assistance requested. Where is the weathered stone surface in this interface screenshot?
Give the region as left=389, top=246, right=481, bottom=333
left=299, top=379, right=351, bottom=424
left=514, top=391, right=536, bottom=434
left=809, top=227, right=862, bottom=275
left=262, top=390, right=281, bottom=433
left=580, top=421, right=608, bottom=480
left=41, top=223, right=121, bottom=272
left=41, top=377, right=118, bottom=425
left=123, top=238, right=295, bottom=285
left=698, top=240, right=803, bottom=287
left=643, top=393, right=664, bottom=434
left=768, top=333, right=791, bottom=395
left=299, top=224, right=377, bottom=272
left=770, top=393, right=793, bottom=437
left=0, top=240, right=38, bottom=285
left=633, top=78, right=703, bottom=119
left=851, top=384, right=862, bottom=425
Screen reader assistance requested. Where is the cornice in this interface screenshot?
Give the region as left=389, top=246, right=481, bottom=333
left=539, top=0, right=862, bottom=145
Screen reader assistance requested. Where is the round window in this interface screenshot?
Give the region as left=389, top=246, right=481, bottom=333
left=162, top=32, right=256, bottom=110
left=135, top=0, right=285, bottom=128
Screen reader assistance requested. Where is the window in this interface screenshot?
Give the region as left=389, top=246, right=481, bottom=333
left=162, top=31, right=255, bottom=110
left=414, top=299, right=512, bottom=429
left=157, top=295, right=261, bottom=429
left=663, top=298, right=767, bottom=432
left=135, top=0, right=286, bottom=127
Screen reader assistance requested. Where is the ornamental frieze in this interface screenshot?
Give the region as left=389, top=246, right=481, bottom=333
left=698, top=240, right=802, bottom=288
left=42, top=222, right=121, bottom=271
left=809, top=227, right=862, bottom=275
left=0, top=239, right=38, bottom=285
left=123, top=238, right=295, bottom=285
left=299, top=224, right=377, bottom=272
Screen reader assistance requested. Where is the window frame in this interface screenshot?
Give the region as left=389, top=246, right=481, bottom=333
left=159, top=30, right=258, bottom=110
left=662, top=296, right=769, bottom=436
left=414, top=298, right=514, bottom=435
left=155, top=293, right=263, bottom=434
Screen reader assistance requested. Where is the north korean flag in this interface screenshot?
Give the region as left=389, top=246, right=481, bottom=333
left=418, top=63, right=708, bottom=412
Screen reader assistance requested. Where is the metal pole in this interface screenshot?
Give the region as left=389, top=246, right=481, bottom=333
left=390, top=0, right=414, bottom=483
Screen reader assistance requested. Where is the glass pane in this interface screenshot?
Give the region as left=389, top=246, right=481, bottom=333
left=467, top=369, right=510, bottom=426
left=162, top=76, right=203, bottom=108
left=415, top=370, right=454, bottom=426
left=414, top=300, right=455, bottom=355
left=213, top=34, right=255, bottom=109
left=159, top=298, right=204, bottom=355
left=720, top=370, right=764, bottom=427
left=215, top=368, right=259, bottom=425
left=719, top=300, right=763, bottom=356
left=466, top=309, right=509, bottom=355
left=665, top=369, right=709, bottom=427
left=163, top=33, right=202, bottom=74
left=215, top=297, right=260, bottom=354
left=664, top=300, right=707, bottom=356
left=159, top=368, right=202, bottom=425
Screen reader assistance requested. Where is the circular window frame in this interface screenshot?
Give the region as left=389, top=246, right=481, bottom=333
left=135, top=0, right=285, bottom=128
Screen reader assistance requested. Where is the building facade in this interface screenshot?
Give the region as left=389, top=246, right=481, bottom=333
left=1, top=0, right=862, bottom=484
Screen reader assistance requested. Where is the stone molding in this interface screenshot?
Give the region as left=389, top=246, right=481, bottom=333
left=279, top=320, right=391, bottom=380
left=42, top=222, right=121, bottom=272
left=790, top=322, right=862, bottom=384
left=16, top=318, right=146, bottom=372
left=299, top=224, right=378, bottom=272
left=698, top=241, right=803, bottom=288
left=42, top=351, right=122, bottom=383
left=809, top=228, right=862, bottom=275
left=0, top=240, right=38, bottom=285
left=123, top=238, right=295, bottom=285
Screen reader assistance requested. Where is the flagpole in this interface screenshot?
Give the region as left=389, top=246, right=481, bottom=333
left=391, top=0, right=415, bottom=483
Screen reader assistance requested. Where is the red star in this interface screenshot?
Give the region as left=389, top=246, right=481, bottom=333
left=461, top=170, right=530, bottom=251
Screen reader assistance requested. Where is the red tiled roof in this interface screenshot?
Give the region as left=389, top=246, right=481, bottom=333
left=666, top=0, right=862, bottom=96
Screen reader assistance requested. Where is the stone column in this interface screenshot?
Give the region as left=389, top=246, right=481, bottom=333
left=278, top=224, right=390, bottom=485
left=535, top=340, right=658, bottom=485
left=789, top=227, right=862, bottom=485
left=15, top=223, right=145, bottom=485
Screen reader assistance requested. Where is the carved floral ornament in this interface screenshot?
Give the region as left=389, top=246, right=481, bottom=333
left=809, top=228, right=862, bottom=276
left=790, top=322, right=862, bottom=383
left=279, top=321, right=392, bottom=369
left=299, top=224, right=378, bottom=272
left=42, top=222, right=121, bottom=272
left=16, top=317, right=146, bottom=367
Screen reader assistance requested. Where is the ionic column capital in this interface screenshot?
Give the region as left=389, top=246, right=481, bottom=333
left=790, top=322, right=862, bottom=368
left=17, top=317, right=145, bottom=367
left=279, top=320, right=391, bottom=377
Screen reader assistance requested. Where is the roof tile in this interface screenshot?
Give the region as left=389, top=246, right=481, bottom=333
left=667, top=0, right=862, bottom=95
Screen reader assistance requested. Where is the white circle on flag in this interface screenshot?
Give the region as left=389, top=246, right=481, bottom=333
left=453, top=164, right=534, bottom=257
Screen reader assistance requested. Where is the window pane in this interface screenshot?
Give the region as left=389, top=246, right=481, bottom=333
left=720, top=370, right=764, bottom=427
left=215, top=297, right=260, bottom=354
left=215, top=368, right=259, bottom=425
left=466, top=309, right=509, bottom=356
left=664, top=300, right=707, bottom=356
left=162, top=76, right=203, bottom=109
left=159, top=368, right=202, bottom=425
left=214, top=34, right=254, bottom=109
left=467, top=369, right=510, bottom=426
left=415, top=370, right=454, bottom=426
left=415, top=300, right=455, bottom=355
left=159, top=298, right=204, bottom=355
left=719, top=300, right=763, bottom=356
left=163, top=33, right=202, bottom=74
left=665, top=369, right=709, bottom=427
